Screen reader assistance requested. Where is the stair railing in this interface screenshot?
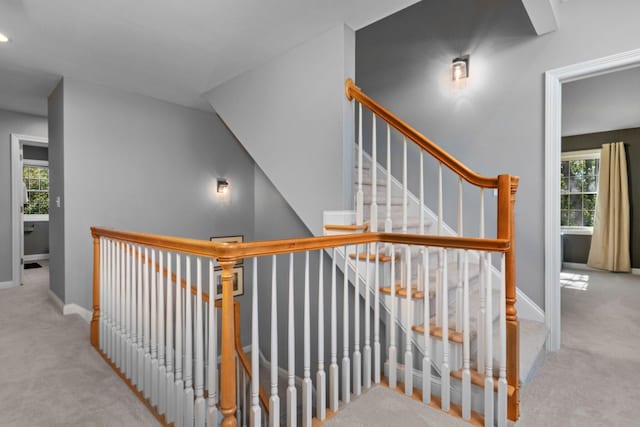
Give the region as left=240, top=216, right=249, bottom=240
left=345, top=78, right=520, bottom=422
left=91, top=227, right=510, bottom=426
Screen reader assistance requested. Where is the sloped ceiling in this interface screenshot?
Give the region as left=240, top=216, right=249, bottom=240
left=0, top=0, right=420, bottom=116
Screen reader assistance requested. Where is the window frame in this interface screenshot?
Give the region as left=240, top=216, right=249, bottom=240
left=560, top=148, right=600, bottom=235
left=22, top=159, right=49, bottom=222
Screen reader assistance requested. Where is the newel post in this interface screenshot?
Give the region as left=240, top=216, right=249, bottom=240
left=90, top=230, right=101, bottom=349
left=219, top=259, right=238, bottom=427
left=497, top=174, right=520, bottom=421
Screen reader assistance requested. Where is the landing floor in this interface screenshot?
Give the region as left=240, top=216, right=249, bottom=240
left=0, top=262, right=158, bottom=426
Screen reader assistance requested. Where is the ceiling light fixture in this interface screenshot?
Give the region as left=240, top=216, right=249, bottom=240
left=452, top=55, right=469, bottom=81
left=0, top=32, right=9, bottom=43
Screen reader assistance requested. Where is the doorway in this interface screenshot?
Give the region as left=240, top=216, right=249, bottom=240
left=9, top=134, right=49, bottom=288
left=544, top=48, right=640, bottom=351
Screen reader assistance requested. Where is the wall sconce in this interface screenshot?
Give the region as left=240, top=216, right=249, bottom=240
left=217, top=178, right=229, bottom=194
left=452, top=55, right=469, bottom=81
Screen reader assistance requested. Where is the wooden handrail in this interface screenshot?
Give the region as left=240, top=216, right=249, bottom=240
left=91, top=227, right=510, bottom=262
left=345, top=78, right=499, bottom=189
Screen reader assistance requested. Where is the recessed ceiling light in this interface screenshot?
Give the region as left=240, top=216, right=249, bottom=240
left=0, top=33, right=9, bottom=43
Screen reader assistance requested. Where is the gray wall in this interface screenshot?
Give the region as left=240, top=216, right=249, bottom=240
left=48, top=81, right=65, bottom=300
left=356, top=0, right=640, bottom=308
left=562, top=67, right=640, bottom=137
left=206, top=25, right=355, bottom=236
left=24, top=222, right=49, bottom=256
left=52, top=77, right=256, bottom=310
left=562, top=127, right=640, bottom=268
left=0, top=108, right=48, bottom=283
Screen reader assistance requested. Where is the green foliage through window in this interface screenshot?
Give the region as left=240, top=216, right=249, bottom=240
left=560, top=156, right=599, bottom=228
left=23, top=165, right=49, bottom=215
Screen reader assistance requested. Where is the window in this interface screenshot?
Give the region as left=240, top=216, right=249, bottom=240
left=23, top=161, right=49, bottom=220
left=561, top=149, right=600, bottom=234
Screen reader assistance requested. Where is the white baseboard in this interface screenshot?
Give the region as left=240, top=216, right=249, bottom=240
left=48, top=289, right=93, bottom=323
left=0, top=280, right=18, bottom=289
left=516, top=288, right=545, bottom=323
left=563, top=262, right=640, bottom=276
left=24, top=253, right=49, bottom=262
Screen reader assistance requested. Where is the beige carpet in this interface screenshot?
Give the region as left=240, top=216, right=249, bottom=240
left=323, top=385, right=469, bottom=427
left=0, top=262, right=158, bottom=426
left=518, top=269, right=640, bottom=426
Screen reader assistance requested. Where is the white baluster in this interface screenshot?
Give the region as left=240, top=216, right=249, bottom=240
left=419, top=152, right=425, bottom=235
left=498, top=254, right=508, bottom=427
left=436, top=163, right=443, bottom=327
left=287, top=253, right=296, bottom=427
left=269, top=255, right=280, bottom=427
left=353, top=244, right=361, bottom=397
left=137, top=246, right=144, bottom=391
left=125, top=244, right=132, bottom=379
left=456, top=178, right=464, bottom=333
left=385, top=124, right=392, bottom=232
left=329, top=249, right=339, bottom=412
left=478, top=188, right=486, bottom=375
left=370, top=114, right=378, bottom=232
left=112, top=241, right=118, bottom=363
left=159, top=251, right=167, bottom=415
left=207, top=259, right=218, bottom=427
left=388, top=243, right=397, bottom=389
left=175, top=255, right=184, bottom=427
left=166, top=253, right=175, bottom=424
left=363, top=243, right=371, bottom=389
left=144, top=247, right=151, bottom=399
left=151, top=249, right=159, bottom=407
left=184, top=256, right=194, bottom=427
left=441, top=249, right=450, bottom=411
left=194, top=258, right=205, bottom=426
left=99, top=238, right=105, bottom=351
left=131, top=245, right=138, bottom=386
left=356, top=103, right=364, bottom=225
left=462, top=251, right=471, bottom=420
left=402, top=138, right=408, bottom=234
left=422, top=247, right=431, bottom=404
left=104, top=239, right=110, bottom=358
left=302, top=252, right=312, bottom=427
left=250, top=257, right=261, bottom=427
left=115, top=241, right=121, bottom=368
left=342, top=246, right=351, bottom=404
left=484, top=252, right=494, bottom=427
left=404, top=245, right=413, bottom=395
left=316, top=251, right=326, bottom=421
left=121, top=243, right=126, bottom=373
left=373, top=243, right=381, bottom=385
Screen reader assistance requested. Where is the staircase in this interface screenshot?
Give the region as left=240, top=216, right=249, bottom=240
left=86, top=79, right=544, bottom=427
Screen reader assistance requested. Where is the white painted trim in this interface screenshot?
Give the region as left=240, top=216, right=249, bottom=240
left=544, top=47, right=640, bottom=352
left=23, top=159, right=49, bottom=167
left=63, top=304, right=93, bottom=322
left=633, top=268, right=640, bottom=276
left=11, top=134, right=48, bottom=290
left=516, top=288, right=545, bottom=323
left=0, top=281, right=18, bottom=290
left=48, top=289, right=93, bottom=323
left=24, top=215, right=50, bottom=222
left=48, top=289, right=65, bottom=312
left=24, top=253, right=49, bottom=262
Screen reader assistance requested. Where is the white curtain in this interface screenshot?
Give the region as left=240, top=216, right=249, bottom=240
left=587, top=142, right=631, bottom=272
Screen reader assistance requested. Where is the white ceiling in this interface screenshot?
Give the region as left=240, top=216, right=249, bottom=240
left=562, top=66, right=640, bottom=137
left=0, top=0, right=419, bottom=116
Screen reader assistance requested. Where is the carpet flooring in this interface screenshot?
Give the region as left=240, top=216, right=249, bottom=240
left=518, top=269, right=640, bottom=426
left=0, top=262, right=158, bottom=426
